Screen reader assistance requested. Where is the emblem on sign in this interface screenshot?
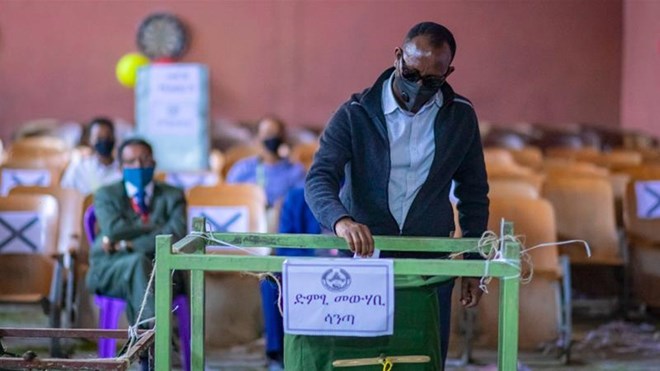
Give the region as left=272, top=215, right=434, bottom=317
left=321, top=268, right=352, bottom=292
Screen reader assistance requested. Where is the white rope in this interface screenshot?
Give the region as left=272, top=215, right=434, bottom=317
left=119, top=263, right=182, bottom=359
left=448, top=225, right=591, bottom=294
left=197, top=222, right=285, bottom=315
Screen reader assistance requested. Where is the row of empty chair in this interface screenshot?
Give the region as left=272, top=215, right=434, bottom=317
left=0, top=136, right=320, bottom=197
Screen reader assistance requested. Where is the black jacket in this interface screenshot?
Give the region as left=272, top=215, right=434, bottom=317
left=305, top=67, right=489, bottom=258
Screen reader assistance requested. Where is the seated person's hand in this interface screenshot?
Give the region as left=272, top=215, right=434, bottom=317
left=101, top=236, right=133, bottom=254
left=334, top=217, right=374, bottom=257
left=101, top=236, right=116, bottom=254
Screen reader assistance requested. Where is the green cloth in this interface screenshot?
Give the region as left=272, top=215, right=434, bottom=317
left=86, top=181, right=187, bottom=324
left=284, top=277, right=444, bottom=371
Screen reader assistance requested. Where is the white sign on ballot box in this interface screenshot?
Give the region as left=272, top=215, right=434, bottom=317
left=283, top=258, right=394, bottom=337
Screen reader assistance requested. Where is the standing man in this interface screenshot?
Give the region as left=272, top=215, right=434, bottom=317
left=305, top=22, right=489, bottom=366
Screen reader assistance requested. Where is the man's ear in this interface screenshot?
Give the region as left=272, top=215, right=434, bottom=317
left=393, top=47, right=402, bottom=67
left=445, top=66, right=455, bottom=78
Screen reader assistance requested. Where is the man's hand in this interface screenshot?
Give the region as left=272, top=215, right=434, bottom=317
left=334, top=217, right=375, bottom=257
left=460, top=277, right=483, bottom=308
left=101, top=236, right=117, bottom=254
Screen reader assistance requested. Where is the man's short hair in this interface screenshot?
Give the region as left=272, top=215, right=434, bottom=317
left=405, top=22, right=457, bottom=60
left=88, top=117, right=115, bottom=133
left=118, top=138, right=153, bottom=163
left=258, top=115, right=287, bottom=138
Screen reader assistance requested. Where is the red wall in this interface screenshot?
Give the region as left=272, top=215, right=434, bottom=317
left=621, top=0, right=660, bottom=138
left=0, top=1, right=623, bottom=142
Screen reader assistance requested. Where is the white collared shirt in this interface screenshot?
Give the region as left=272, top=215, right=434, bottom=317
left=60, top=155, right=122, bottom=195
left=382, top=72, right=442, bottom=229
left=124, top=181, right=154, bottom=206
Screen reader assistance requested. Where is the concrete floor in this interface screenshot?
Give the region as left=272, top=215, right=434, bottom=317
left=0, top=305, right=658, bottom=370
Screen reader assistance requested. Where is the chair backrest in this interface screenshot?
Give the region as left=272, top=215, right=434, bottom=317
left=9, top=136, right=69, bottom=153
left=221, top=144, right=261, bottom=179
left=488, top=179, right=540, bottom=199
left=594, top=150, right=643, bottom=171
left=187, top=183, right=267, bottom=234
left=487, top=164, right=545, bottom=193
left=9, top=185, right=84, bottom=255
left=488, top=196, right=559, bottom=276
left=542, top=176, right=621, bottom=265
left=545, top=147, right=601, bottom=162
left=623, top=166, right=660, bottom=244
left=290, top=141, right=319, bottom=171
left=0, top=193, right=59, bottom=298
left=508, top=146, right=543, bottom=170
left=6, top=137, right=71, bottom=171
left=484, top=148, right=517, bottom=168
left=543, top=161, right=609, bottom=178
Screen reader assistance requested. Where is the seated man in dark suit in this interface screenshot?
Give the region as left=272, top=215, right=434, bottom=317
left=86, top=138, right=187, bottom=330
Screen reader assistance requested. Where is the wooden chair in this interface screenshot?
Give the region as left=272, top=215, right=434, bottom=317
left=542, top=176, right=622, bottom=266
left=8, top=186, right=83, bottom=333
left=542, top=175, right=626, bottom=314
left=290, top=141, right=319, bottom=170
left=450, top=197, right=570, bottom=364
left=186, top=183, right=268, bottom=348
left=622, top=166, right=660, bottom=308
left=9, top=186, right=83, bottom=254
left=0, top=193, right=68, bottom=355
left=221, top=144, right=261, bottom=179
left=476, top=197, right=568, bottom=350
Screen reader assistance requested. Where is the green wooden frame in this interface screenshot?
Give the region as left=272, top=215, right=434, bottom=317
left=155, top=217, right=521, bottom=370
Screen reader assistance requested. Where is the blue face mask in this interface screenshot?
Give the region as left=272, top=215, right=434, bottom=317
left=123, top=167, right=155, bottom=191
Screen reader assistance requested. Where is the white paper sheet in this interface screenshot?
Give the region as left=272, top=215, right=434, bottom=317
left=283, top=258, right=394, bottom=337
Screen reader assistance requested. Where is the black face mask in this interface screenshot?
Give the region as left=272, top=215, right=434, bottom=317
left=394, top=74, right=440, bottom=112
left=263, top=137, right=283, bottom=155
left=94, top=139, right=115, bottom=157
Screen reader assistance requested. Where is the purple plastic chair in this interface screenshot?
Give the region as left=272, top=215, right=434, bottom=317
left=84, top=205, right=191, bottom=370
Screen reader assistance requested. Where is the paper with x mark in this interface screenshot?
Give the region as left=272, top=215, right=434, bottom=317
left=187, top=205, right=274, bottom=255
left=1, top=169, right=51, bottom=196
left=635, top=181, right=660, bottom=219
left=165, top=172, right=219, bottom=190
left=0, top=211, right=44, bottom=254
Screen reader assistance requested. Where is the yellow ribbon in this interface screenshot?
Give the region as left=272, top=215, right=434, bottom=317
left=379, top=357, right=393, bottom=371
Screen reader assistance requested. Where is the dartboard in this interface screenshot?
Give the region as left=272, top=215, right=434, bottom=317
left=137, top=13, right=188, bottom=60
